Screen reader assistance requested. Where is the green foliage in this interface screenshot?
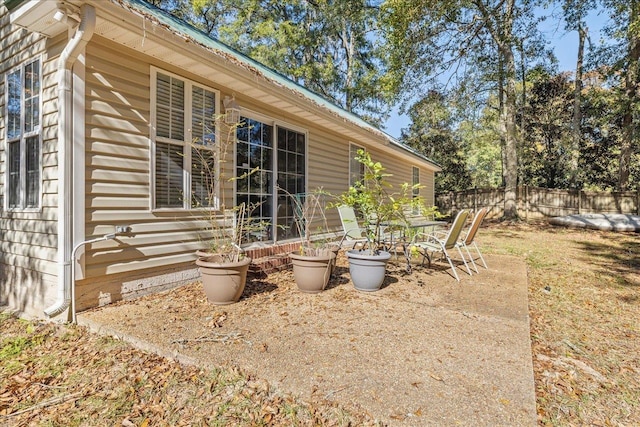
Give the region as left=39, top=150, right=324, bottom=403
left=578, top=84, right=626, bottom=190
left=0, top=336, right=30, bottom=361
left=161, top=0, right=391, bottom=122
left=334, top=150, right=423, bottom=254
left=0, top=324, right=48, bottom=361
left=515, top=68, right=638, bottom=191
left=401, top=91, right=473, bottom=192
left=518, top=70, right=574, bottom=188
left=459, top=118, right=503, bottom=189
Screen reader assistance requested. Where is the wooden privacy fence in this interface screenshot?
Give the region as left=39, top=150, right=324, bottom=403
left=436, top=186, right=640, bottom=219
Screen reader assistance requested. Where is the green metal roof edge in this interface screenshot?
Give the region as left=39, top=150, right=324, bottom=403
left=120, top=0, right=440, bottom=169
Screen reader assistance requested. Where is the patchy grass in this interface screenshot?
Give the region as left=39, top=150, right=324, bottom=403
left=480, top=220, right=640, bottom=426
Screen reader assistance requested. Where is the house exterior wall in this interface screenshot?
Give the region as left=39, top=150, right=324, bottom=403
left=76, top=35, right=435, bottom=311
left=77, top=36, right=209, bottom=310
left=0, top=5, right=65, bottom=318
left=2, top=2, right=437, bottom=316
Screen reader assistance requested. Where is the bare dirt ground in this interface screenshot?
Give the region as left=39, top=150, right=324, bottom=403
left=80, top=248, right=536, bottom=426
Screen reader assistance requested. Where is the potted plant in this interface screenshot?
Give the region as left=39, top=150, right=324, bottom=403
left=335, top=150, right=419, bottom=291
left=285, top=189, right=338, bottom=293
left=192, top=116, right=265, bottom=305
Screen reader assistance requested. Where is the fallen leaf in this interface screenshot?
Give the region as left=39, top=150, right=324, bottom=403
left=427, top=371, right=443, bottom=382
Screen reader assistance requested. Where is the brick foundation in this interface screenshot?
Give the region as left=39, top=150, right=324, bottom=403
left=245, top=242, right=301, bottom=275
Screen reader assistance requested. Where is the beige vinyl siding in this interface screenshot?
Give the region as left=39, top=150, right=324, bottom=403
left=83, top=36, right=220, bottom=277
left=0, top=6, right=62, bottom=313
left=306, top=128, right=354, bottom=233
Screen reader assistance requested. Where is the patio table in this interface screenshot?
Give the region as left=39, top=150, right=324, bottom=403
left=379, top=220, right=447, bottom=273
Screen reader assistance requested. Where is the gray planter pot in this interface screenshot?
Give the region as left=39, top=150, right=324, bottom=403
left=346, top=249, right=391, bottom=292
left=196, top=255, right=251, bottom=305
left=290, top=250, right=337, bottom=294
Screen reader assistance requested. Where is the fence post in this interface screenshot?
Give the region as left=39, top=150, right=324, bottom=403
left=578, top=189, right=582, bottom=215
left=474, top=187, right=478, bottom=212
left=637, top=189, right=639, bottom=215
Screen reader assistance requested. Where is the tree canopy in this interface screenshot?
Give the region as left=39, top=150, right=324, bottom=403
left=146, top=0, right=640, bottom=203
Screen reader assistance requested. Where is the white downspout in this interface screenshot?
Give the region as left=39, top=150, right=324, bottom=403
left=45, top=4, right=96, bottom=318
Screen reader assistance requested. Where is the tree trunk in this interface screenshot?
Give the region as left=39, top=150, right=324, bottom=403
left=519, top=40, right=526, bottom=138
left=618, top=0, right=639, bottom=191
left=501, top=0, right=519, bottom=220
left=498, top=51, right=507, bottom=187
left=502, top=47, right=519, bottom=219
left=570, top=24, right=587, bottom=187
left=474, top=0, right=519, bottom=218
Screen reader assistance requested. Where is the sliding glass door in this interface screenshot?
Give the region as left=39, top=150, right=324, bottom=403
left=236, top=117, right=306, bottom=242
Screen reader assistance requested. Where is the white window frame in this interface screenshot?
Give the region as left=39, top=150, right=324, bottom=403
left=4, top=57, right=42, bottom=212
left=349, top=142, right=365, bottom=188
left=412, top=166, right=420, bottom=198
left=235, top=110, right=309, bottom=243
left=150, top=67, right=220, bottom=211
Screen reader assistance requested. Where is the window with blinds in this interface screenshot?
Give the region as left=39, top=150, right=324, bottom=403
left=412, top=166, right=420, bottom=214
left=5, top=58, right=41, bottom=210
left=412, top=166, right=420, bottom=198
left=349, top=143, right=365, bottom=188
left=152, top=69, right=217, bottom=209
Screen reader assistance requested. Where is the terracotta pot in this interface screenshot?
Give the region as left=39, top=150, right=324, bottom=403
left=290, top=250, right=336, bottom=294
left=196, top=255, right=251, bottom=304
left=346, top=250, right=391, bottom=292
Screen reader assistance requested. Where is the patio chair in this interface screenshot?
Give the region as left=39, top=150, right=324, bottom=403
left=337, top=205, right=369, bottom=249
left=459, top=208, right=488, bottom=273
left=409, top=209, right=472, bottom=282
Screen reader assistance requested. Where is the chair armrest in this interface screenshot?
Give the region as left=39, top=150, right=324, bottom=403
left=344, top=229, right=367, bottom=239
left=430, top=230, right=448, bottom=239
left=411, top=231, right=444, bottom=245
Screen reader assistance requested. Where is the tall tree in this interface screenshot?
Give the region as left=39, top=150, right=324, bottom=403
left=562, top=0, right=595, bottom=187
left=401, top=91, right=473, bottom=193
left=178, top=0, right=390, bottom=123
left=593, top=0, right=640, bottom=190
left=382, top=0, right=539, bottom=219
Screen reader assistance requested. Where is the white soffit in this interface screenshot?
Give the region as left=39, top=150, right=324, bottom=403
left=9, top=0, right=69, bottom=37
left=94, top=14, right=316, bottom=125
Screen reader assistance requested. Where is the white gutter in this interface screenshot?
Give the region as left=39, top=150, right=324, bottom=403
left=45, top=4, right=96, bottom=318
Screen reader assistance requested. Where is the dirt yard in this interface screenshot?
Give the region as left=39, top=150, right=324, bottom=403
left=80, top=249, right=535, bottom=426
